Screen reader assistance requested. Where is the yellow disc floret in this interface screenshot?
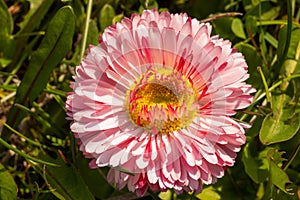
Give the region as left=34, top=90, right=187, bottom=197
left=126, top=66, right=198, bottom=135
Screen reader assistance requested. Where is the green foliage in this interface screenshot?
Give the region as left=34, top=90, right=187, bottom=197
left=232, top=18, right=247, bottom=39
left=235, top=43, right=263, bottom=88
left=99, top=4, right=115, bottom=32
left=196, top=186, right=221, bottom=199
left=0, top=163, right=17, bottom=200
left=76, top=154, right=114, bottom=199
left=32, top=151, right=95, bottom=200
left=4, top=5, right=75, bottom=140
left=260, top=94, right=300, bottom=145
left=242, top=144, right=269, bottom=183
left=0, top=0, right=14, bottom=67
left=0, top=0, right=300, bottom=199
left=267, top=149, right=292, bottom=195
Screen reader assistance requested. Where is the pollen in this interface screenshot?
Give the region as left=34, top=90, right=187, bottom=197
left=126, top=67, right=198, bottom=135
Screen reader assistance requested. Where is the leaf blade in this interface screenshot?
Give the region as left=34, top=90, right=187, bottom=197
left=6, top=6, right=75, bottom=131
left=99, top=4, right=115, bottom=32
left=32, top=152, right=95, bottom=200
left=231, top=18, right=246, bottom=39
left=0, top=163, right=17, bottom=200
left=0, top=0, right=14, bottom=67
left=0, top=0, right=13, bottom=35
left=260, top=94, right=300, bottom=145
left=267, top=149, right=293, bottom=195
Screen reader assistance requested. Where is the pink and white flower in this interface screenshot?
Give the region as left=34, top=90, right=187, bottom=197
left=66, top=9, right=255, bottom=196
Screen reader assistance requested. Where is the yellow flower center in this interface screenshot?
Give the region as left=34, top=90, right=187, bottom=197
left=126, top=67, right=198, bottom=135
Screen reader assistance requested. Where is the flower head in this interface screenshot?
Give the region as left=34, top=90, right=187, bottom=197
left=66, top=9, right=255, bottom=196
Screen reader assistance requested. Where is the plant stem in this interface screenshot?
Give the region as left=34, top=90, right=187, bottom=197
left=240, top=74, right=300, bottom=121
left=257, top=20, right=300, bottom=27
left=0, top=120, right=42, bottom=148
left=0, top=137, right=58, bottom=167
left=257, top=67, right=271, bottom=103
left=80, top=0, right=93, bottom=60
left=200, top=12, right=242, bottom=23
left=256, top=74, right=300, bottom=104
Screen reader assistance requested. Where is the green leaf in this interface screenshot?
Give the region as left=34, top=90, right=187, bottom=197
left=112, top=13, right=124, bottom=24
left=267, top=148, right=286, bottom=165
left=280, top=129, right=300, bottom=168
left=76, top=154, right=114, bottom=199
left=99, top=4, right=115, bottom=32
left=158, top=190, right=173, bottom=200
left=280, top=59, right=298, bottom=91
left=32, top=102, right=66, bottom=138
left=245, top=15, right=257, bottom=36
left=245, top=116, right=263, bottom=140
left=278, top=26, right=300, bottom=90
left=0, top=36, right=14, bottom=68
left=69, top=0, right=85, bottom=28
left=0, top=0, right=14, bottom=67
left=231, top=18, right=246, bottom=39
left=242, top=143, right=268, bottom=183
left=244, top=2, right=280, bottom=20
left=9, top=0, right=54, bottom=71
left=260, top=6, right=280, bottom=20
left=260, top=94, right=300, bottom=145
left=112, top=166, right=134, bottom=176
left=256, top=183, right=265, bottom=199
left=196, top=186, right=221, bottom=200
left=259, top=31, right=268, bottom=63
left=267, top=149, right=293, bottom=195
left=6, top=6, right=75, bottom=131
left=277, top=25, right=300, bottom=62
left=33, top=152, right=95, bottom=200
left=264, top=32, right=278, bottom=48
left=86, top=20, right=99, bottom=47
left=210, top=171, right=242, bottom=199
left=234, top=43, right=262, bottom=88
left=0, top=0, right=13, bottom=35
left=213, top=17, right=235, bottom=40
left=18, top=0, right=49, bottom=31
left=0, top=163, right=17, bottom=200
left=276, top=184, right=299, bottom=200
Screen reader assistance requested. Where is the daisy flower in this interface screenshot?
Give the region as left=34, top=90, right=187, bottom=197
left=66, top=9, right=255, bottom=196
